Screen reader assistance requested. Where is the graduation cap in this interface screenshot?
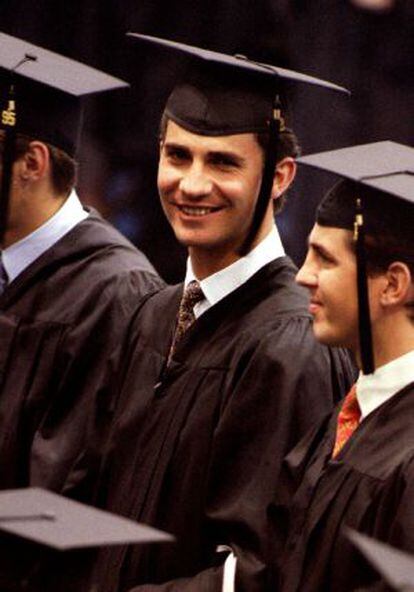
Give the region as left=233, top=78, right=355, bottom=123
left=346, top=528, right=414, bottom=591
left=127, top=33, right=349, bottom=254
left=297, top=140, right=414, bottom=374
left=0, top=487, right=172, bottom=550
left=0, top=487, right=173, bottom=591
left=0, top=31, right=128, bottom=244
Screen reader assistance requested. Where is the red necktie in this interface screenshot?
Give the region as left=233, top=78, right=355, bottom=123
left=332, top=384, right=361, bottom=458
left=167, top=280, right=204, bottom=365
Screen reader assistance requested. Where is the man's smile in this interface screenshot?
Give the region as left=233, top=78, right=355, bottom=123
left=309, top=298, right=323, bottom=315
left=174, top=203, right=223, bottom=217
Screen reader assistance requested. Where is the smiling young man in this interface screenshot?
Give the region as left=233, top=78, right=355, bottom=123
left=298, top=223, right=360, bottom=351
left=89, top=36, right=355, bottom=592
left=272, top=141, right=414, bottom=592
left=0, top=34, right=164, bottom=507
left=158, top=120, right=283, bottom=278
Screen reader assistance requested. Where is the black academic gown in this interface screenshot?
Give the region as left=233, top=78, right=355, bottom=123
left=276, top=381, right=414, bottom=592
left=91, top=256, right=355, bottom=592
left=0, top=209, right=164, bottom=499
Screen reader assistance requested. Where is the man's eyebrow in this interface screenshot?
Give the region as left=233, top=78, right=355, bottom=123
left=163, top=141, right=189, bottom=151
left=163, top=142, right=246, bottom=165
left=309, top=240, right=336, bottom=260
left=207, top=150, right=246, bottom=165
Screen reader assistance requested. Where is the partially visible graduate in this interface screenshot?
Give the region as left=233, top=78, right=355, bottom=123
left=274, top=141, right=414, bottom=592
left=89, top=35, right=356, bottom=592
left=0, top=33, right=164, bottom=500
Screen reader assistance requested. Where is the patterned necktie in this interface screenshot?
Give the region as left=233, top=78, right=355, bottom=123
left=167, top=280, right=204, bottom=365
left=332, top=384, right=361, bottom=458
left=0, top=254, right=8, bottom=296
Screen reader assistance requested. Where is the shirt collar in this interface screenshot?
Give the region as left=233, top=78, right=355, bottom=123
left=2, top=190, right=88, bottom=282
left=185, top=224, right=285, bottom=317
left=357, top=349, right=414, bottom=420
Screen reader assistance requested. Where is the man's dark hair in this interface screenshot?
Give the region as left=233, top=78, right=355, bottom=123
left=319, top=179, right=414, bottom=322
left=347, top=216, right=414, bottom=324
left=327, top=181, right=414, bottom=275
left=362, top=234, right=414, bottom=278
left=255, top=126, right=300, bottom=213
left=1, top=132, right=77, bottom=196
left=357, top=233, right=414, bottom=324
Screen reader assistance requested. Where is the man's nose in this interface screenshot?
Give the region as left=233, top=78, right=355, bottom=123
left=179, top=165, right=213, bottom=198
left=296, top=261, right=318, bottom=288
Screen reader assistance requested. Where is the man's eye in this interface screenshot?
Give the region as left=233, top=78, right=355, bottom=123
left=210, top=155, right=238, bottom=168
left=166, top=148, right=188, bottom=162
left=311, top=246, right=334, bottom=265
left=319, top=252, right=335, bottom=265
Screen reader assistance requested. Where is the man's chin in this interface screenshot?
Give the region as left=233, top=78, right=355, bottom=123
left=178, top=234, right=227, bottom=251
left=312, top=323, right=341, bottom=348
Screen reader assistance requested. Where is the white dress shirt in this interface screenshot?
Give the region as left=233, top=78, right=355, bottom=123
left=356, top=349, right=414, bottom=421
left=2, top=190, right=88, bottom=283
left=185, top=224, right=285, bottom=320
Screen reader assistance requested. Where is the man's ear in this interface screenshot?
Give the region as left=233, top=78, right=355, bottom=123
left=18, top=141, right=50, bottom=182
left=271, top=157, right=296, bottom=203
left=380, top=262, right=413, bottom=308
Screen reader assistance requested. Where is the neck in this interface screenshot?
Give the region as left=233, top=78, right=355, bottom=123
left=356, top=314, right=414, bottom=370
left=3, top=184, right=67, bottom=248
left=189, top=248, right=241, bottom=280
left=189, top=218, right=273, bottom=280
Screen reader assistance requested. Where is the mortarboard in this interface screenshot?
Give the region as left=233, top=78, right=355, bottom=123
left=346, top=528, right=414, bottom=591
left=0, top=487, right=173, bottom=591
left=0, top=31, right=128, bottom=155
left=0, top=31, right=129, bottom=244
left=297, top=140, right=414, bottom=374
left=0, top=487, right=173, bottom=550
left=126, top=33, right=349, bottom=254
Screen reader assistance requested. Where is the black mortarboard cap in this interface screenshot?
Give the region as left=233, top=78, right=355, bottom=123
left=0, top=487, right=173, bottom=591
left=346, top=528, right=414, bottom=591
left=127, top=33, right=349, bottom=253
left=0, top=487, right=172, bottom=550
left=297, top=141, right=414, bottom=374
left=0, top=31, right=128, bottom=156
left=0, top=32, right=128, bottom=245
left=127, top=33, right=348, bottom=137
left=299, top=140, right=414, bottom=222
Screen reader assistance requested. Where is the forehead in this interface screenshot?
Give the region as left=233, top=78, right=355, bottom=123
left=163, top=120, right=261, bottom=155
left=310, top=223, right=355, bottom=254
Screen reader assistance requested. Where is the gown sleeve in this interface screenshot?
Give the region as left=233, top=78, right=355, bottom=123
left=29, top=269, right=163, bottom=500
left=352, top=456, right=414, bottom=592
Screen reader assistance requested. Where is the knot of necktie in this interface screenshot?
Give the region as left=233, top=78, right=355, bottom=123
left=167, top=280, right=205, bottom=365
left=332, top=384, right=361, bottom=458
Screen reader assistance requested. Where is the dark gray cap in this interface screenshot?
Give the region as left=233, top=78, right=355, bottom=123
left=127, top=33, right=349, bottom=137
left=298, top=140, right=414, bottom=240
left=298, top=140, right=414, bottom=202
left=0, top=31, right=128, bottom=156
left=0, top=487, right=173, bottom=550
left=346, top=528, right=414, bottom=591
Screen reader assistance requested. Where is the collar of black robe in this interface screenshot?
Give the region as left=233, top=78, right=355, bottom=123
left=298, top=140, right=414, bottom=375
left=127, top=33, right=349, bottom=256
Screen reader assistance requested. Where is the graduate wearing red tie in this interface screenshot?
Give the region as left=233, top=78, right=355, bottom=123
left=274, top=141, right=414, bottom=592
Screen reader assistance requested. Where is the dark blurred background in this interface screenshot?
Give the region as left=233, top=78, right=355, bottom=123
left=1, top=0, right=413, bottom=283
